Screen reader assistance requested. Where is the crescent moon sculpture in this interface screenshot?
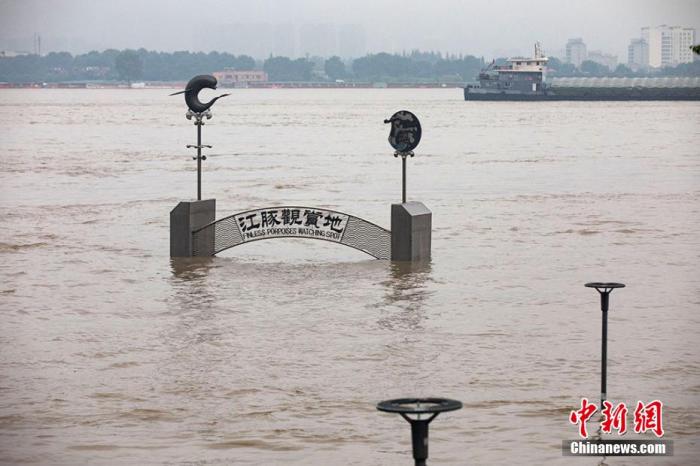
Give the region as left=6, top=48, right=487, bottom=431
left=170, top=74, right=230, bottom=113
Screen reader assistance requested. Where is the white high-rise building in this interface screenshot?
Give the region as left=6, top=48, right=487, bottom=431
left=565, top=38, right=587, bottom=67
left=627, top=38, right=649, bottom=70
left=642, top=25, right=695, bottom=68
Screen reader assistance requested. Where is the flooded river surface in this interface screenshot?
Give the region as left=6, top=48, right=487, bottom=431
left=1, top=89, right=699, bottom=464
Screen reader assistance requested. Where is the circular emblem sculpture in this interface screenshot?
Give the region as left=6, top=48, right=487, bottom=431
left=384, top=110, right=422, bottom=153
left=170, top=74, right=230, bottom=113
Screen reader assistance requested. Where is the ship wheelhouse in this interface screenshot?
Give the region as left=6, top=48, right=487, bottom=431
left=472, top=43, right=550, bottom=94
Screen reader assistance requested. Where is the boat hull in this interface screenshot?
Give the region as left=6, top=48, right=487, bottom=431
left=464, top=87, right=700, bottom=101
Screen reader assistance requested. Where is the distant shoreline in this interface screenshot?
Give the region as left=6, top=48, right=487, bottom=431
left=0, top=82, right=467, bottom=90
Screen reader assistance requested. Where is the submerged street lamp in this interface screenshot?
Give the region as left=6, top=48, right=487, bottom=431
left=585, top=282, right=626, bottom=410
left=377, top=397, right=462, bottom=466
left=171, top=75, right=230, bottom=200
left=385, top=110, right=422, bottom=204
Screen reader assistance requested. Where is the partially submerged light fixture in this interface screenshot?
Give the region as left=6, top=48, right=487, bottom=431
left=377, top=397, right=462, bottom=466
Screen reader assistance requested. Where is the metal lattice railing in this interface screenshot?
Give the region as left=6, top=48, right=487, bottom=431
left=192, top=206, right=390, bottom=259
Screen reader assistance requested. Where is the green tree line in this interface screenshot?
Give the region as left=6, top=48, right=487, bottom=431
left=1, top=47, right=698, bottom=83
left=0, top=48, right=483, bottom=83
left=0, top=49, right=256, bottom=83
left=546, top=56, right=700, bottom=77
left=350, top=51, right=484, bottom=82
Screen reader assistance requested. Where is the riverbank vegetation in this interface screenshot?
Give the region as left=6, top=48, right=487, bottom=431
left=1, top=48, right=698, bottom=84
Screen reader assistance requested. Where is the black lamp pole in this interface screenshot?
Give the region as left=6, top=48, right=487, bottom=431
left=196, top=119, right=202, bottom=200
left=395, top=151, right=414, bottom=204
left=585, top=282, right=625, bottom=410
left=186, top=110, right=212, bottom=201
left=402, top=154, right=406, bottom=203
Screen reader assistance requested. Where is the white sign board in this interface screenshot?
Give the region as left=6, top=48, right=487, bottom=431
left=235, top=207, right=349, bottom=242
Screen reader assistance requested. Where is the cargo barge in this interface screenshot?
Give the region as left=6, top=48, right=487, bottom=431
left=464, top=43, right=700, bottom=101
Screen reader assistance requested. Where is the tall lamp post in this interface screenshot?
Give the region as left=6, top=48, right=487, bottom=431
left=585, top=282, right=626, bottom=410
left=171, top=74, right=229, bottom=200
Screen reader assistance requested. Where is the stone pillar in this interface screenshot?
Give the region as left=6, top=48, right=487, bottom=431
left=170, top=199, right=216, bottom=257
left=391, top=202, right=431, bottom=261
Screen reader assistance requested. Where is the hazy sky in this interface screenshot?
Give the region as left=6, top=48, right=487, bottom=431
left=0, top=0, right=698, bottom=59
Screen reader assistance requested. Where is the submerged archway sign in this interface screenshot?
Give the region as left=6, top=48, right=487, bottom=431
left=190, top=206, right=391, bottom=259
left=169, top=90, right=431, bottom=261
left=170, top=199, right=429, bottom=261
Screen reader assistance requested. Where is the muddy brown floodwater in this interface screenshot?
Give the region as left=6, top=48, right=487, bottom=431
left=1, top=89, right=699, bottom=465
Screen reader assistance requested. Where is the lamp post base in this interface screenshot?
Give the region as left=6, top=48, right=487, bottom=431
left=170, top=199, right=216, bottom=257
left=391, top=202, right=432, bottom=261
